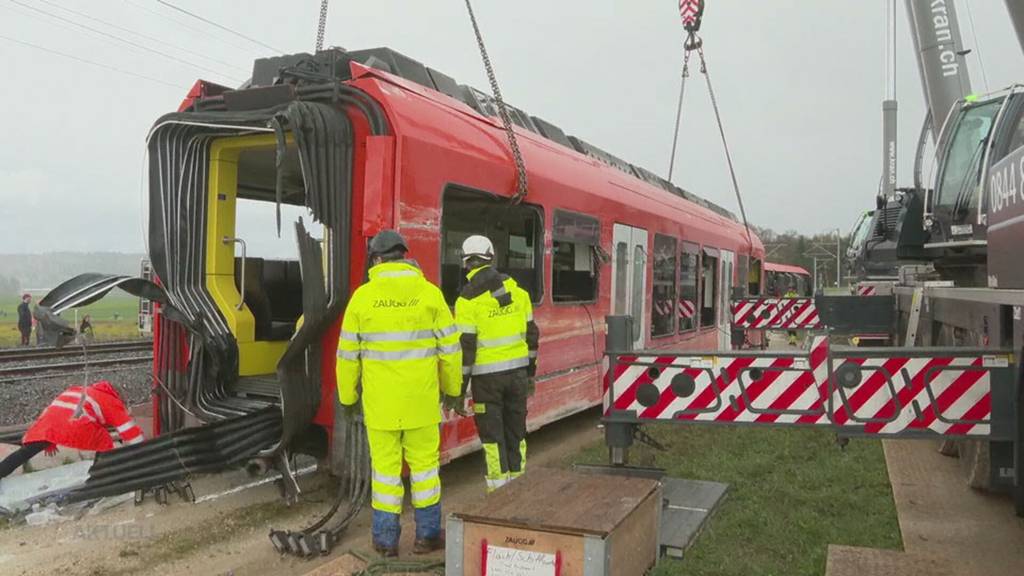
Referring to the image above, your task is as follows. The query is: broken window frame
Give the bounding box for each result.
[439,185,545,306]
[551,209,601,304]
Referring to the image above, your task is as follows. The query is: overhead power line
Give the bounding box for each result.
[155,0,284,54]
[0,33,182,89]
[122,0,254,55]
[8,0,243,83]
[35,0,247,75]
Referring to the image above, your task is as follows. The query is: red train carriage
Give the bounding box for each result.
[764,262,812,297]
[140,47,764,469]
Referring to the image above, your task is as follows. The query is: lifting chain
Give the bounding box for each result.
[667,48,693,183]
[462,0,529,204]
[666,20,755,250]
[315,0,329,52]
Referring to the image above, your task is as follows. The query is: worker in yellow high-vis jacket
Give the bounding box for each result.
[454,235,539,493]
[336,230,462,557]
[784,286,799,346]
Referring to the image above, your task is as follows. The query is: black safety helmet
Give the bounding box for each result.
[368,229,409,256]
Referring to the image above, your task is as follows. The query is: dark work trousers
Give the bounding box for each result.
[19,327,31,346]
[0,441,50,479]
[470,368,528,491]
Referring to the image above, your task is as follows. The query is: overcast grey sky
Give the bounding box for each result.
[2,0,1023,254]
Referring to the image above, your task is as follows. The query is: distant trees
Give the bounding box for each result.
[754,226,852,288]
[0,274,20,297]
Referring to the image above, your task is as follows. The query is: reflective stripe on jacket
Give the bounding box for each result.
[455,265,539,377]
[23,381,144,451]
[336,261,462,430]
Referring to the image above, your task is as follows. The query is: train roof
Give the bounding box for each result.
[765,262,810,276]
[183,47,760,254]
[245,48,742,221]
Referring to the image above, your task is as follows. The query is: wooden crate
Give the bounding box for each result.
[446,467,662,576]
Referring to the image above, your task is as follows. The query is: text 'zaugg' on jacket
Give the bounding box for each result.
[455,265,539,377]
[336,261,462,430]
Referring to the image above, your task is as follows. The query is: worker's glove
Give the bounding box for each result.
[341,402,360,421]
[443,395,471,417]
[526,377,536,398]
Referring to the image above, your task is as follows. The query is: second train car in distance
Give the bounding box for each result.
[144,47,765,468]
[765,262,813,297]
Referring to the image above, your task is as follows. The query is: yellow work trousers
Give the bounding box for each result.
[367,425,441,514]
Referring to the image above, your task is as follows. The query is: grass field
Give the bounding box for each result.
[572,425,902,576]
[0,294,142,347]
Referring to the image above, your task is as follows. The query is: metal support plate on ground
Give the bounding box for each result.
[659,477,728,559]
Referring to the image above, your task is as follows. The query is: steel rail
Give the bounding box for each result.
[0,341,151,363]
[0,356,153,378]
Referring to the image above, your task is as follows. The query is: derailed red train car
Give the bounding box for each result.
[143,47,764,470]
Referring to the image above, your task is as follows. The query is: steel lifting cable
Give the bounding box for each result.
[666,3,754,250]
[694,43,754,249]
[667,48,694,182]
[463,0,528,204]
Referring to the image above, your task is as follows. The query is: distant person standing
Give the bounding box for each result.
[16,294,32,346]
[79,314,95,344]
[784,286,799,346]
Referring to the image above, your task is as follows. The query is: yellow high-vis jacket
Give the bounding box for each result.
[336,261,462,430]
[455,265,539,378]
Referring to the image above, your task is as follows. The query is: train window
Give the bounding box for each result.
[651,234,677,337]
[440,187,544,305]
[700,247,719,328]
[552,210,600,303]
[678,242,699,332]
[631,245,644,342]
[614,242,628,314]
[748,258,762,296]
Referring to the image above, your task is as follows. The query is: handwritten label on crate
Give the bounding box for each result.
[485,545,557,576]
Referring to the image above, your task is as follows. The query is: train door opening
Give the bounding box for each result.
[611,224,648,350]
[718,249,735,350]
[206,133,325,378]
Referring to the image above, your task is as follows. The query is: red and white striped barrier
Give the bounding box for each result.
[731,298,821,330]
[678,299,696,319]
[856,285,876,296]
[603,337,1009,439]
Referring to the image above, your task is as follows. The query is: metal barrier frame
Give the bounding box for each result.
[600,315,1024,516]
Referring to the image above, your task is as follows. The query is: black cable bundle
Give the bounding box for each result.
[269,411,370,557]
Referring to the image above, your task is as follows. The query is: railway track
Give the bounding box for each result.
[0,340,151,363]
[0,356,154,379]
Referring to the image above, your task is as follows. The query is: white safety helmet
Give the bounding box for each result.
[461,235,495,263]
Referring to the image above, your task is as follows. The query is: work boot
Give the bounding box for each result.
[413,533,445,554]
[371,509,400,557]
[413,503,443,554]
[373,542,399,558]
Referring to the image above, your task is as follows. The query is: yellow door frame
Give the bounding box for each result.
[206,133,290,376]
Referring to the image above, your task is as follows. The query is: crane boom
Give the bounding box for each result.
[905,0,973,136]
[1004,0,1024,57]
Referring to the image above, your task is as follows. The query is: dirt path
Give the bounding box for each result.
[0,408,602,576]
[826,440,1024,576]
